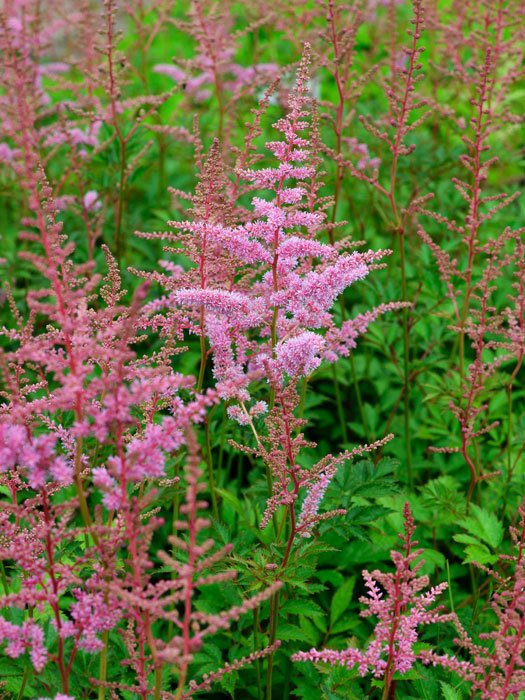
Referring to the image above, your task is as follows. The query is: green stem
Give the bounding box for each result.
[327,161,352,441]
[266,589,281,700]
[277,507,288,541]
[17,666,30,700]
[399,229,413,487]
[197,330,207,393]
[204,417,219,520]
[17,607,35,699]
[331,364,348,444]
[349,353,370,441]
[74,440,99,546]
[336,294,369,442]
[97,631,109,700]
[175,666,188,700]
[254,608,263,700]
[153,663,163,700]
[381,678,396,700]
[446,559,455,614]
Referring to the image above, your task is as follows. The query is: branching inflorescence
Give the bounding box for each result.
[0,1,523,699]
[293,503,456,700]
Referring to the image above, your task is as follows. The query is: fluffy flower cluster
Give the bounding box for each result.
[296,468,335,537]
[153,0,278,107]
[275,331,326,377]
[149,47,394,418]
[92,411,194,509]
[422,498,525,699]
[124,429,282,688]
[0,618,47,671]
[0,26,405,698]
[0,424,72,489]
[293,504,451,681]
[154,51,278,104]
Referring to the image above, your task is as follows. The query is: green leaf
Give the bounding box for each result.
[0,658,28,694]
[299,616,322,645]
[454,504,504,564]
[282,599,325,619]
[330,617,361,635]
[420,548,445,573]
[463,544,498,565]
[330,577,356,626]
[215,488,266,542]
[278,623,310,643]
[461,504,503,549]
[453,534,483,546]
[315,569,345,587]
[440,681,463,700]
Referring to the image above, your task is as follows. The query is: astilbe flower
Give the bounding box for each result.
[0,2,73,168]
[317,0,431,484]
[416,49,524,501]
[367,0,404,12]
[310,0,384,232]
[0,191,112,686]
[0,481,116,689]
[1,0,179,260]
[0,1,106,256]
[423,498,525,699]
[354,0,430,185]
[0,179,214,696]
[153,0,278,143]
[147,47,394,406]
[293,503,453,697]
[239,380,394,541]
[0,427,72,489]
[140,48,401,589]
[295,434,394,539]
[96,428,282,699]
[427,0,525,121]
[134,134,242,376]
[0,617,47,671]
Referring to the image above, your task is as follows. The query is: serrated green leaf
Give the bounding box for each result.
[282,599,325,619]
[453,534,483,546]
[463,544,498,565]
[462,504,503,549]
[440,681,463,700]
[278,623,310,643]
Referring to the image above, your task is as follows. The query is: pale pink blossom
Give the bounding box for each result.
[293,504,451,686]
[83,190,101,211]
[275,331,325,377]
